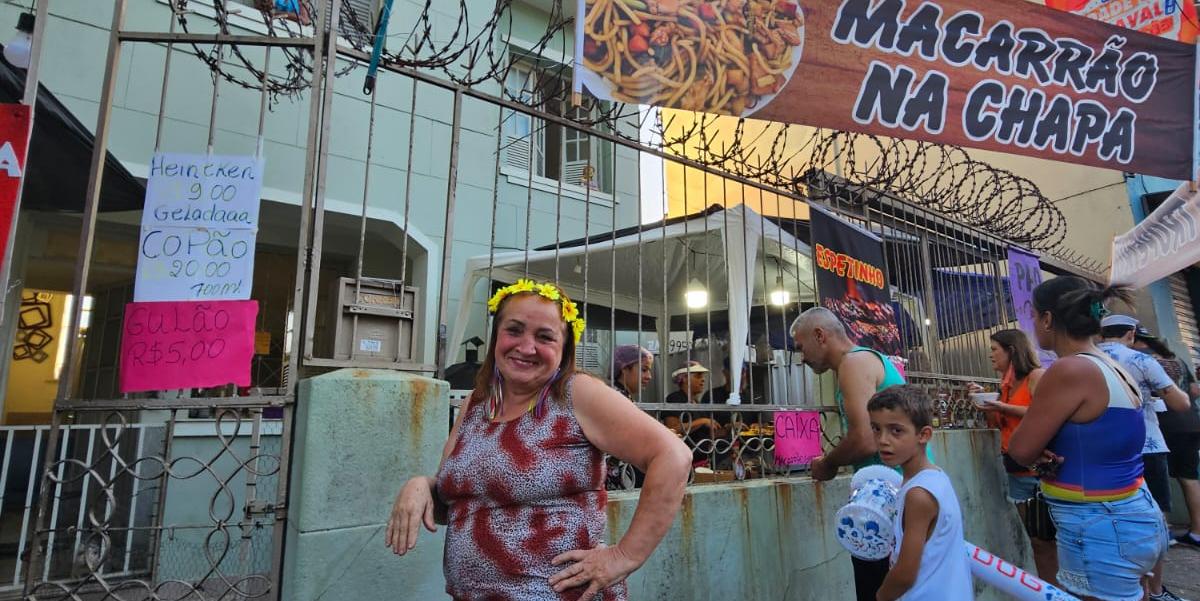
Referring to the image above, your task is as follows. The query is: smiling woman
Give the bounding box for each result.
[386,279,691,601]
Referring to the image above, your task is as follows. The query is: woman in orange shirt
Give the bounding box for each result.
[975,328,1057,585]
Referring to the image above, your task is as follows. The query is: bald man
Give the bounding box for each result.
[790,307,906,601]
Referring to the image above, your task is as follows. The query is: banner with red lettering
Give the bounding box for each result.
[811,205,901,356]
[1046,0,1199,43]
[574,0,1197,178]
[0,104,31,276]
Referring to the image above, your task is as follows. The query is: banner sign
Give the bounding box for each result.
[134,153,263,302]
[119,300,258,393]
[0,104,31,277]
[575,0,1197,179]
[773,410,823,465]
[811,205,902,356]
[1007,247,1056,366]
[1111,181,1200,287]
[1046,0,1198,43]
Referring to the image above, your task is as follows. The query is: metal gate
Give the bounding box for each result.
[19,1,331,598]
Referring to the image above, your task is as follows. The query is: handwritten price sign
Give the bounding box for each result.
[134,153,263,302]
[773,411,822,466]
[119,300,257,393]
[134,227,257,301]
[143,153,263,229]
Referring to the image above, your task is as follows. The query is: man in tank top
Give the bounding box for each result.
[791,307,907,601]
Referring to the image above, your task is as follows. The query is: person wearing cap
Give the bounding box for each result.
[611,345,654,401]
[1132,328,1200,550]
[1099,314,1190,601]
[662,361,726,442]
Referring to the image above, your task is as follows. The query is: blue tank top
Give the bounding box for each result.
[835,346,916,471]
[1041,353,1145,503]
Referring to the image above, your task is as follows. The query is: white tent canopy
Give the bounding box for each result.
[449,204,815,403]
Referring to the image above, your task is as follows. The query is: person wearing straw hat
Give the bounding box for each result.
[662,360,727,438]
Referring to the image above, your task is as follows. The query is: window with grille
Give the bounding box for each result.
[502,59,614,195]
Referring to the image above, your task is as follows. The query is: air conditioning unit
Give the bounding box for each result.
[333,277,419,363]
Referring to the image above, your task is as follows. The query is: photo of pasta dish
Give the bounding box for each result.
[581,0,805,116]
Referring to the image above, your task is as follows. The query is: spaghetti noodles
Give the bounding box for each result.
[582,0,805,115]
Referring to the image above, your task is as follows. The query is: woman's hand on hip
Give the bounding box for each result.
[549,544,639,599]
[384,476,437,556]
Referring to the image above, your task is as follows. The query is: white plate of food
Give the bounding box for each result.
[579,0,806,117]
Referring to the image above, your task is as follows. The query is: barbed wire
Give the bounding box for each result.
[172,0,1080,260]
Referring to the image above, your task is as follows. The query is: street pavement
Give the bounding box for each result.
[1165,522,1200,599]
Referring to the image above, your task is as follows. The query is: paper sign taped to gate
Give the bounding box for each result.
[774,411,822,466]
[119,300,257,393]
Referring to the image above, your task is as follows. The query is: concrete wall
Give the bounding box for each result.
[611,428,1030,601]
[283,368,450,601]
[286,369,1031,600]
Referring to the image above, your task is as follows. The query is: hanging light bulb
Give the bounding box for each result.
[685,277,708,309]
[769,276,790,306]
[3,13,34,70]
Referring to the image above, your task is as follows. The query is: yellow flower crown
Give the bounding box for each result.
[487,279,586,344]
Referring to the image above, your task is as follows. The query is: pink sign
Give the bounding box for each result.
[119,300,257,393]
[773,411,822,466]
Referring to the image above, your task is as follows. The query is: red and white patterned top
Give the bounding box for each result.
[436,376,627,601]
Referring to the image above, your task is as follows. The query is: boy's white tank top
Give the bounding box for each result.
[890,467,974,600]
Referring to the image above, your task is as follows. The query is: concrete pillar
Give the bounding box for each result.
[283,368,450,600]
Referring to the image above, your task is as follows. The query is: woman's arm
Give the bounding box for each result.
[664,414,720,435]
[1008,358,1092,466]
[385,396,471,555]
[876,488,938,601]
[550,375,691,597]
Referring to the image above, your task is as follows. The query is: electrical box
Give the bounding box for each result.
[333,277,419,363]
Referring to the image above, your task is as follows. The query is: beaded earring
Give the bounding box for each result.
[486,365,504,421]
[530,368,560,419]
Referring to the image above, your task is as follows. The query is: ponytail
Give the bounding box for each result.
[1032,277,1132,339]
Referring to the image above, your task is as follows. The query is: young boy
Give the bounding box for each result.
[868,385,973,601]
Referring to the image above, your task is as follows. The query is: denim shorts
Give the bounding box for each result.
[1046,487,1169,601]
[1007,474,1039,503]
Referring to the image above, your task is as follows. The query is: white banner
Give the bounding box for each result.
[1110,182,1200,287]
[134,153,264,302]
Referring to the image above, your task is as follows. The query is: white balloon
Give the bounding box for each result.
[850,464,902,491]
[966,543,1079,601]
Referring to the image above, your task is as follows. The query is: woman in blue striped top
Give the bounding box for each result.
[1009,276,1170,601]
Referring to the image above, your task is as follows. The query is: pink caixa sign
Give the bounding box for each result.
[119,300,258,393]
[773,411,822,466]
